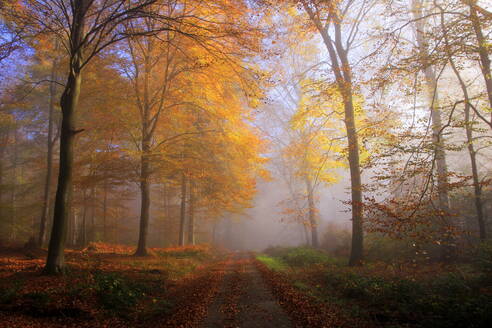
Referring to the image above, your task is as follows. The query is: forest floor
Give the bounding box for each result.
[1,244,491,327]
[201,252,292,328]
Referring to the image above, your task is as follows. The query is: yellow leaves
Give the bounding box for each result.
[287,6,299,17]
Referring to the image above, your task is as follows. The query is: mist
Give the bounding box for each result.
[1,0,491,327]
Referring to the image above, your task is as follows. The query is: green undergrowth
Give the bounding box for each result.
[256,255,288,271]
[258,246,492,328]
[262,246,344,267]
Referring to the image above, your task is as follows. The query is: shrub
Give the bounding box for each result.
[364,233,416,263]
[93,272,143,315]
[281,247,334,267]
[23,291,52,315]
[476,240,492,274]
[323,268,491,327]
[0,281,21,304]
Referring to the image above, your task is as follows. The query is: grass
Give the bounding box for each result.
[263,246,344,267]
[256,255,288,271]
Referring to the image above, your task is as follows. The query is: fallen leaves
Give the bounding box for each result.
[255,260,370,328]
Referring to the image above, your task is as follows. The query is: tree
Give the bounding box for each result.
[436,1,486,240]
[2,0,184,273]
[298,0,372,265]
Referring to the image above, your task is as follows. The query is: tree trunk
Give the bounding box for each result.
[439,3,487,240]
[38,57,58,247]
[302,224,310,246]
[135,45,154,256]
[103,179,108,241]
[413,0,453,259]
[466,0,492,113]
[465,103,486,240]
[44,0,86,274]
[179,172,187,246]
[305,176,319,248]
[343,95,364,265]
[302,3,364,265]
[90,185,96,243]
[80,189,87,247]
[187,179,195,245]
[447,49,486,239]
[135,137,151,256]
[10,122,17,242]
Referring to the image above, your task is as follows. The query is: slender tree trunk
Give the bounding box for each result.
[0,155,3,227]
[302,3,364,265]
[90,185,96,243]
[412,0,451,215]
[440,4,487,239]
[466,0,492,113]
[446,48,486,239]
[465,105,486,240]
[135,137,151,256]
[38,58,58,247]
[44,0,86,274]
[80,189,87,247]
[179,172,187,246]
[413,0,454,260]
[10,123,17,242]
[71,207,77,247]
[343,94,364,265]
[187,179,195,245]
[305,176,319,248]
[302,224,310,246]
[103,180,108,241]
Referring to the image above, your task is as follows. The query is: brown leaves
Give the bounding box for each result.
[255,259,370,328]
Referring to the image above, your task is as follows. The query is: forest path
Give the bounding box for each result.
[201,253,292,328]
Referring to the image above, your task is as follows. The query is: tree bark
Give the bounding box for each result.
[413,0,454,260]
[305,176,319,248]
[187,179,195,245]
[412,1,451,213]
[134,41,154,256]
[90,186,96,242]
[103,179,108,241]
[466,0,492,113]
[135,137,151,256]
[38,57,58,247]
[302,2,364,265]
[80,189,87,247]
[179,172,187,246]
[10,122,18,242]
[44,0,86,274]
[440,5,487,240]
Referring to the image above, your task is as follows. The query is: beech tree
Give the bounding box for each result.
[1,0,188,273]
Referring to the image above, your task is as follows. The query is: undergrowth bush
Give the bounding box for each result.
[281,247,335,267]
[476,240,492,274]
[322,268,492,327]
[93,272,144,315]
[0,281,21,304]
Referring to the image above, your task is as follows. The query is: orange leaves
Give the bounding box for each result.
[255,259,357,328]
[0,245,223,328]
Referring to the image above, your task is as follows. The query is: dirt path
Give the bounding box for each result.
[201,253,293,328]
